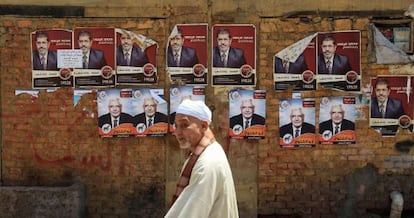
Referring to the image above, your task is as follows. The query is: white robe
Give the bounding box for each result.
[165,141,239,218]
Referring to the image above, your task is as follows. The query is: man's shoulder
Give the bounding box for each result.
[230,47,244,54]
[303,122,315,128]
[91,48,104,55]
[121,113,133,118]
[99,113,110,120]
[389,97,403,105]
[335,53,349,61]
[182,46,196,52]
[319,120,330,126]
[230,114,242,121]
[134,112,145,118]
[280,123,291,130]
[155,112,167,118]
[253,114,265,121]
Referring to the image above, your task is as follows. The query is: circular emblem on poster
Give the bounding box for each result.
[399,115,411,129]
[322,130,333,140]
[302,70,315,84]
[59,68,72,80]
[282,133,294,144]
[101,66,113,79]
[143,63,156,77]
[346,71,359,84]
[136,123,146,133]
[232,124,243,135]
[240,64,253,78]
[101,124,112,134]
[193,64,206,77]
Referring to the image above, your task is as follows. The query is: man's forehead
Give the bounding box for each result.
[171,35,183,39]
[175,113,199,122]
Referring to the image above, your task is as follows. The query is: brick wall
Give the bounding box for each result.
[1,4,414,218]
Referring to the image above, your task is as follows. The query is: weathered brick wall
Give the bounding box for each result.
[1,2,414,217]
[1,17,168,217]
[0,183,85,217]
[258,17,414,217]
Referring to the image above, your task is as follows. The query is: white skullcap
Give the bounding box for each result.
[176,99,212,124]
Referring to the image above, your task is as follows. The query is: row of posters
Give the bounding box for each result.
[31,24,257,88]
[31,25,362,91]
[95,75,414,141]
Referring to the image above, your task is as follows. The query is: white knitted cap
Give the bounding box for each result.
[176,99,212,124]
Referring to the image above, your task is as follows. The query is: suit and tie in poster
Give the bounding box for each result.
[169,86,206,133]
[74,27,115,87]
[166,24,208,85]
[115,28,158,85]
[370,76,413,136]
[279,98,316,148]
[31,29,73,88]
[97,88,168,137]
[131,88,168,136]
[319,96,356,144]
[317,31,361,92]
[274,34,317,91]
[229,89,266,139]
[98,89,135,137]
[212,24,256,87]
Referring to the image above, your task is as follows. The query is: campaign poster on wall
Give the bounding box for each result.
[166,24,208,85]
[169,86,205,133]
[274,34,317,91]
[370,76,414,136]
[212,24,256,87]
[229,89,266,139]
[74,27,116,87]
[115,28,158,85]
[279,98,315,148]
[319,96,356,144]
[316,31,361,92]
[98,89,136,137]
[31,29,74,88]
[97,88,168,137]
[131,88,168,136]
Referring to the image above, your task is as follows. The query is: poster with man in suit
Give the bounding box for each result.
[31,29,73,88]
[167,24,208,85]
[229,89,266,139]
[317,31,361,92]
[212,24,256,87]
[97,89,135,137]
[370,76,413,136]
[319,96,356,144]
[74,27,115,87]
[131,88,168,136]
[274,34,317,91]
[279,98,315,148]
[115,28,158,85]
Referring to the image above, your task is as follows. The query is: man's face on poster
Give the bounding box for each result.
[120,34,133,51]
[170,34,184,52]
[108,100,121,118]
[78,35,92,54]
[240,100,254,119]
[330,105,344,124]
[143,98,157,117]
[217,33,231,53]
[375,83,390,104]
[321,39,336,59]
[36,36,50,56]
[290,108,304,128]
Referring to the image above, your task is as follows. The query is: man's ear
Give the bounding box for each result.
[201,120,209,131]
